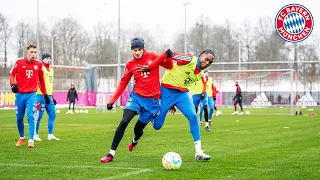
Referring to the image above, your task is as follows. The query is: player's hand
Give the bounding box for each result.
[213,97,216,100]
[11,84,19,93]
[166,49,173,58]
[200,93,205,100]
[169,105,176,115]
[44,95,50,104]
[107,103,113,110]
[139,65,151,72]
[53,99,57,105]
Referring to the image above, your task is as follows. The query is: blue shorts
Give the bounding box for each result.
[192,94,208,107]
[124,92,161,124]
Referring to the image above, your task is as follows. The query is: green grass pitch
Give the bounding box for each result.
[0,108,319,179]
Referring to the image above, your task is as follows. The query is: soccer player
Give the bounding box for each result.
[34,53,60,141]
[100,37,173,163]
[199,70,215,126]
[67,84,78,113]
[190,72,210,132]
[9,44,50,148]
[137,49,215,161]
[232,81,244,115]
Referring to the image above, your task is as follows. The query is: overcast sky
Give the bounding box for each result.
[0,0,319,62]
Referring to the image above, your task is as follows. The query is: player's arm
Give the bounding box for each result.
[150,52,173,69]
[108,65,133,105]
[75,90,78,101]
[146,50,192,71]
[201,76,207,94]
[38,68,47,95]
[9,61,19,93]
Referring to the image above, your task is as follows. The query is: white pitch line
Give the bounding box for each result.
[0,163,148,170]
[98,169,152,180]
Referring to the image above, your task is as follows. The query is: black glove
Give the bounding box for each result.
[213,97,216,100]
[107,103,113,110]
[233,96,236,101]
[200,93,205,100]
[44,95,50,104]
[166,49,173,58]
[53,99,57,105]
[11,84,19,93]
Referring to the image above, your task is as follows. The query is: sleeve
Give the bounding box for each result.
[172,52,193,66]
[212,84,216,97]
[108,64,133,104]
[148,51,193,70]
[9,61,18,85]
[38,68,47,95]
[201,76,207,93]
[159,58,173,69]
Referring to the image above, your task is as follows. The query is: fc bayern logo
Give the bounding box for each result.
[275,4,314,43]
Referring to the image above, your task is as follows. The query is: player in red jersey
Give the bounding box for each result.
[9,44,50,148]
[232,81,244,115]
[100,37,173,163]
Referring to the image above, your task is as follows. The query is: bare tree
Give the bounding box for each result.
[52,17,89,66]
[239,19,255,63]
[15,20,35,57]
[0,12,12,69]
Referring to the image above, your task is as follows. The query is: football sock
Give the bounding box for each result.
[194,140,201,154]
[133,120,147,143]
[203,105,209,122]
[206,122,209,127]
[109,150,115,157]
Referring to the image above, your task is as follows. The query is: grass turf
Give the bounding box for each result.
[0,108,319,179]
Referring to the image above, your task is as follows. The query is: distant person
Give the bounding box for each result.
[232,81,244,115]
[67,84,78,112]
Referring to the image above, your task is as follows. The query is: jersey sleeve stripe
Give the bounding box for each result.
[173,54,192,61]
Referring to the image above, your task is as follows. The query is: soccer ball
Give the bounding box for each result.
[56,109,60,114]
[162,152,182,170]
[245,110,250,115]
[84,109,88,114]
[79,110,84,113]
[75,110,79,113]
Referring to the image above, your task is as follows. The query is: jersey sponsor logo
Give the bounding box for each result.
[275,4,314,43]
[26,70,33,78]
[141,72,150,78]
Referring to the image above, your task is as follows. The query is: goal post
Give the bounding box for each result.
[208,69,298,116]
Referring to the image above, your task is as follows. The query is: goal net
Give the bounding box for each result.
[208,69,299,115]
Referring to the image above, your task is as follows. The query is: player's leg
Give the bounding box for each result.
[239,100,244,115]
[15,93,27,146]
[101,92,141,162]
[192,94,200,113]
[46,96,59,140]
[208,97,214,125]
[175,91,211,161]
[129,97,161,151]
[72,101,75,111]
[199,104,204,125]
[34,95,45,141]
[25,93,37,148]
[232,100,238,115]
[68,101,71,110]
[101,109,137,163]
[152,86,177,130]
[200,94,210,131]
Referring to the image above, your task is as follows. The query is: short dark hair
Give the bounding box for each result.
[199,49,214,57]
[27,44,37,50]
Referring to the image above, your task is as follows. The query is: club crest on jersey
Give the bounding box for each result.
[34,65,38,70]
[147,60,153,65]
[275,4,314,43]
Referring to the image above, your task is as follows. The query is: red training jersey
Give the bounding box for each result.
[212,84,217,98]
[109,50,173,104]
[9,58,47,94]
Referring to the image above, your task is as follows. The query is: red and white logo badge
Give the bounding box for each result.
[275,4,314,43]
